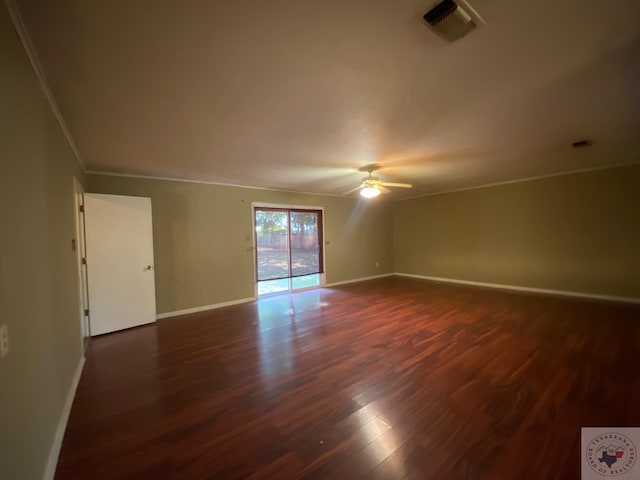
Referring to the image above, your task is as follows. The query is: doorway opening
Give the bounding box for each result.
[254,206,324,296]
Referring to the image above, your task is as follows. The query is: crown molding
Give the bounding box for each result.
[393,161,640,202]
[85,170,357,198]
[5,0,85,172]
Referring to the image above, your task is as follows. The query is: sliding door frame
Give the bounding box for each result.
[251,202,326,297]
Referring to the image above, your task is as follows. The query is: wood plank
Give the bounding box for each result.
[55,277,640,479]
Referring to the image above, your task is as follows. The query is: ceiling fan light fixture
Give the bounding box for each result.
[360,186,381,198]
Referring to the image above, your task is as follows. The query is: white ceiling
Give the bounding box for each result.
[15,0,640,197]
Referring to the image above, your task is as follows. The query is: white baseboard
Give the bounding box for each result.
[326,273,394,287]
[156,297,256,320]
[394,273,640,304]
[43,355,85,480]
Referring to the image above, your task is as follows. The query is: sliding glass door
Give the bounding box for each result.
[255,207,323,296]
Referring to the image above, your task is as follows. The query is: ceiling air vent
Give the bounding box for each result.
[423,0,480,42]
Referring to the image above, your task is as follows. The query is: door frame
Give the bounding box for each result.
[72,177,91,350]
[251,202,326,297]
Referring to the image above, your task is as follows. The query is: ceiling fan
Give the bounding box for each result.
[344,164,413,198]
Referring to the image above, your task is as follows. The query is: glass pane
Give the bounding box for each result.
[291,274,320,290]
[290,211,320,277]
[256,210,290,281]
[257,278,290,296]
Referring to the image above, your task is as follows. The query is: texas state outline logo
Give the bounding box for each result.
[582,428,639,479]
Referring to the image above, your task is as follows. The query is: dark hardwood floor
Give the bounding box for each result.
[55,277,640,479]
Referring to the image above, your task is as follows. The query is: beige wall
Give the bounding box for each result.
[87,174,394,314]
[0,4,85,480]
[393,164,640,299]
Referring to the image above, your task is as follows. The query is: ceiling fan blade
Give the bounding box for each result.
[378,181,413,189]
[343,184,364,195]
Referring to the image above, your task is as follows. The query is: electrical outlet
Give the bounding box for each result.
[0,324,9,358]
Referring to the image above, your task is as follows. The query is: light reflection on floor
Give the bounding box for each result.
[355,401,401,474]
[256,290,328,379]
[256,290,327,331]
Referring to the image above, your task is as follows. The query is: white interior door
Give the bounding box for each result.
[85,193,156,336]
